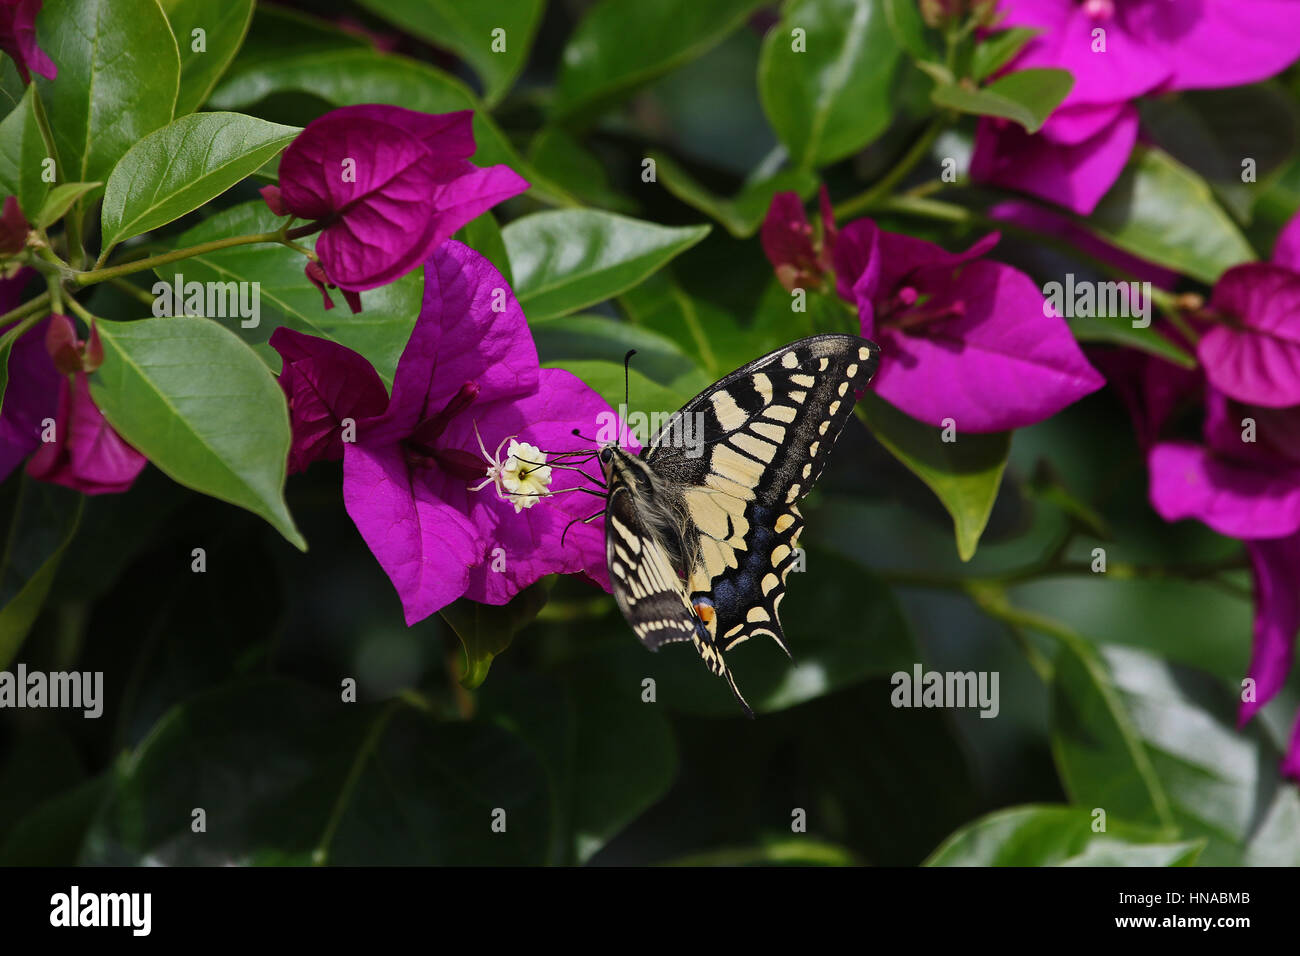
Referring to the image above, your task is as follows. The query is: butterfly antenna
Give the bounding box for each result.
[623,349,636,412]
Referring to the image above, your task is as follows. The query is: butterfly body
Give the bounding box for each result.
[599,334,880,715]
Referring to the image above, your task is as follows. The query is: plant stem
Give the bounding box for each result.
[73,221,323,287]
[0,290,52,335]
[834,117,950,222]
[107,276,160,308]
[64,294,97,325]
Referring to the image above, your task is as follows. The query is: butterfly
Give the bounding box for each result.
[594,334,880,715]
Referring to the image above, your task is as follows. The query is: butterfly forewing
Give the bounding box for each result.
[603,334,879,715]
[645,335,878,648]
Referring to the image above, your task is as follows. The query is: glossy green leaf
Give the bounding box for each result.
[36,0,180,194]
[1140,83,1300,224]
[354,0,544,106]
[552,0,764,121]
[503,210,710,320]
[556,360,691,427]
[652,152,819,238]
[0,478,83,668]
[857,395,1010,561]
[208,47,568,204]
[154,201,421,385]
[159,0,255,115]
[527,128,632,212]
[619,272,755,378]
[0,85,50,220]
[89,318,304,550]
[880,0,933,61]
[1050,638,1176,831]
[1068,315,1197,368]
[80,680,553,865]
[931,68,1073,133]
[758,0,901,169]
[971,27,1041,81]
[1053,645,1297,866]
[532,314,712,398]
[441,579,552,689]
[925,805,1201,866]
[100,112,299,249]
[1087,146,1256,284]
[33,181,100,229]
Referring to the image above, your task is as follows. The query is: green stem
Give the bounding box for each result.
[64,294,97,325]
[0,294,51,347]
[834,117,949,222]
[45,272,63,313]
[107,276,160,308]
[74,221,323,287]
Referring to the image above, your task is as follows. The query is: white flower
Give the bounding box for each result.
[470,428,553,513]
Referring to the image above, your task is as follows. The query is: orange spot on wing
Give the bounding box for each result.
[694,602,715,624]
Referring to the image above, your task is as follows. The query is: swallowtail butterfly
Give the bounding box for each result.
[597,334,880,715]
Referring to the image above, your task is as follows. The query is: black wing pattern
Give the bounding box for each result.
[643,334,879,660]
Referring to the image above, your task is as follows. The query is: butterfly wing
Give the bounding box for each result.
[643,334,879,656]
[603,450,754,715]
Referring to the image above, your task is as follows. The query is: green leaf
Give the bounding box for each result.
[453,210,513,287]
[89,318,304,550]
[159,0,255,115]
[1050,639,1177,831]
[208,47,570,204]
[503,210,709,321]
[552,0,764,122]
[0,777,107,866]
[100,112,299,249]
[354,0,544,106]
[652,152,818,238]
[619,272,753,378]
[532,314,712,398]
[0,85,50,220]
[555,360,692,428]
[80,679,553,864]
[154,201,420,385]
[478,671,677,865]
[1087,146,1256,284]
[925,805,1202,866]
[440,579,552,690]
[1053,645,1296,865]
[0,478,83,668]
[931,68,1073,133]
[1140,83,1300,224]
[758,0,901,169]
[857,394,1010,561]
[1068,315,1197,368]
[36,0,180,195]
[527,128,633,212]
[33,181,100,230]
[880,0,934,61]
[971,27,1041,81]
